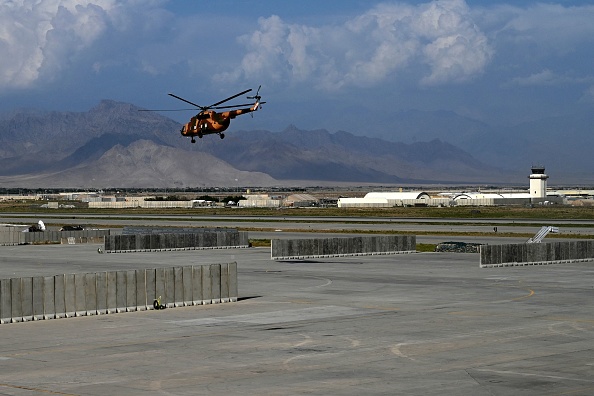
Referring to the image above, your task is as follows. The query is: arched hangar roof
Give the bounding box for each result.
[453,193,504,200]
[364,192,430,200]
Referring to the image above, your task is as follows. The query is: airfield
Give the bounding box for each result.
[1,214,594,395]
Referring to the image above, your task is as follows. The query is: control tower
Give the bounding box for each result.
[529,165,549,198]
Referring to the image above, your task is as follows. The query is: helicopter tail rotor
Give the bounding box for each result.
[247,85,262,102]
[247,85,263,117]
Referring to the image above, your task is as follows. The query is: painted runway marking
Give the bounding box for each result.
[172,306,378,326]
[511,288,535,301]
[391,343,417,361]
[473,369,594,383]
[0,383,77,395]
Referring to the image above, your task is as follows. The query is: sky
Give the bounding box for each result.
[1,0,594,136]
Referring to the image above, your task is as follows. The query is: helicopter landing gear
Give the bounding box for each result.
[191,138,196,143]
[219,133,225,139]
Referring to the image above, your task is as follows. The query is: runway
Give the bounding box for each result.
[1,238,594,394]
[3,212,594,243]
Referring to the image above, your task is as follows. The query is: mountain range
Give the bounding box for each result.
[371,109,594,184]
[0,100,589,188]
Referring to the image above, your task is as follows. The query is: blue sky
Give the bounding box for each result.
[1,0,593,137]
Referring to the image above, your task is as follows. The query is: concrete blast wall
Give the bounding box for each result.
[89,201,195,209]
[0,230,25,245]
[105,231,249,253]
[26,230,111,244]
[271,235,416,260]
[480,241,594,268]
[1,229,110,246]
[0,262,238,324]
[122,227,237,235]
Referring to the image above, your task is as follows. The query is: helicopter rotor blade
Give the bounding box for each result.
[212,99,266,110]
[138,108,197,112]
[168,93,204,109]
[211,103,256,110]
[207,89,252,109]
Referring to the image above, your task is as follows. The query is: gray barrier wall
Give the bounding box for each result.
[122,227,238,235]
[0,262,238,324]
[271,235,416,260]
[25,230,111,244]
[105,231,249,253]
[0,230,25,246]
[480,241,594,268]
[1,229,110,246]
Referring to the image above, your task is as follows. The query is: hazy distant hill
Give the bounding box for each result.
[0,140,277,189]
[196,126,508,183]
[0,100,179,156]
[0,100,521,188]
[370,109,594,183]
[0,100,182,176]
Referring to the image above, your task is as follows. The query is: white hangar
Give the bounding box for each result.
[338,191,450,208]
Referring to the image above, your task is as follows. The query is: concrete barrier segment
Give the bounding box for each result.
[145,269,157,310]
[134,270,146,311]
[173,266,184,307]
[43,276,55,319]
[0,279,10,324]
[125,270,137,312]
[201,265,212,305]
[182,266,193,307]
[11,278,23,322]
[480,241,594,268]
[210,264,221,304]
[228,262,238,302]
[74,273,86,316]
[21,277,33,322]
[164,267,175,309]
[32,276,44,320]
[191,265,203,305]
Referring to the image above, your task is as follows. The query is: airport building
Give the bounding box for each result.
[529,165,549,198]
[9,166,591,209]
[338,191,451,208]
[338,166,565,208]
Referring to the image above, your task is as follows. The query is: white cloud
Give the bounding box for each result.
[0,0,171,92]
[481,3,594,54]
[416,1,492,85]
[216,0,493,90]
[0,0,135,89]
[509,69,594,87]
[579,85,594,104]
[511,69,557,86]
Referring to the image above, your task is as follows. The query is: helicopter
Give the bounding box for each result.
[147,86,265,143]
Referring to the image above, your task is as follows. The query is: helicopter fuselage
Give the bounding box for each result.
[180,104,259,141]
[182,110,231,136]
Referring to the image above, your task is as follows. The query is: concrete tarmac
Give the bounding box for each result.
[1,243,594,395]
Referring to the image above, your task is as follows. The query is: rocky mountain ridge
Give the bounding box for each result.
[0,100,518,188]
